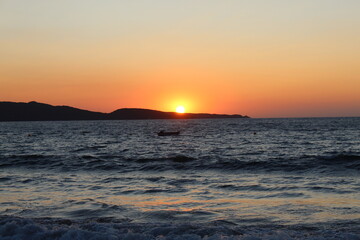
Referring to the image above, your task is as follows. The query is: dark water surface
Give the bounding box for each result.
[1,118,359,239]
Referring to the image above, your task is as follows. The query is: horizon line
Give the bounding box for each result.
[1,100,359,119]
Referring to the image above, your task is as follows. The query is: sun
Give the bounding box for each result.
[176,106,186,113]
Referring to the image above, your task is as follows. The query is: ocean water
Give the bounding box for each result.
[0,118,359,240]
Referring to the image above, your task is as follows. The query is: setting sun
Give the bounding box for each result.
[176,106,185,113]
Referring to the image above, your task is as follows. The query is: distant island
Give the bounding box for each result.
[0,101,249,121]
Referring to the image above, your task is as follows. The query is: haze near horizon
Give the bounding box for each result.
[1,0,359,118]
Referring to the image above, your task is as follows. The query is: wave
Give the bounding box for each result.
[1,152,359,175]
[1,216,359,240]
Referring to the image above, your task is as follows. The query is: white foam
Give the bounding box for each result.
[1,217,359,240]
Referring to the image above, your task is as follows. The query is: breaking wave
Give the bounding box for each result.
[1,216,359,240]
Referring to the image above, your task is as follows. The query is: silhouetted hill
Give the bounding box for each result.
[0,101,249,121]
[108,108,176,120]
[0,101,105,121]
[108,108,248,119]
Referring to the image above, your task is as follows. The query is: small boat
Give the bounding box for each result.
[157,130,180,136]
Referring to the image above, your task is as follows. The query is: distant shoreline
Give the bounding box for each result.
[0,101,249,122]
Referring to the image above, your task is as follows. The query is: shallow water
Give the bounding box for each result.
[1,118,360,239]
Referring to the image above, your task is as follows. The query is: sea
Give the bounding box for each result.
[0,118,359,240]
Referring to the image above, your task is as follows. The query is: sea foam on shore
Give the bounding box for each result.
[1,216,360,240]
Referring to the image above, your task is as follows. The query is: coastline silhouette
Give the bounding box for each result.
[0,101,249,121]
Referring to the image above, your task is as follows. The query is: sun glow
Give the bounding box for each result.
[176,106,185,113]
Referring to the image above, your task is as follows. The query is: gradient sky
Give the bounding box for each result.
[1,0,359,117]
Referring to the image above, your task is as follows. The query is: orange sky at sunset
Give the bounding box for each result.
[1,1,359,117]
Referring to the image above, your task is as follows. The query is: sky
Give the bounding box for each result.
[1,0,359,118]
